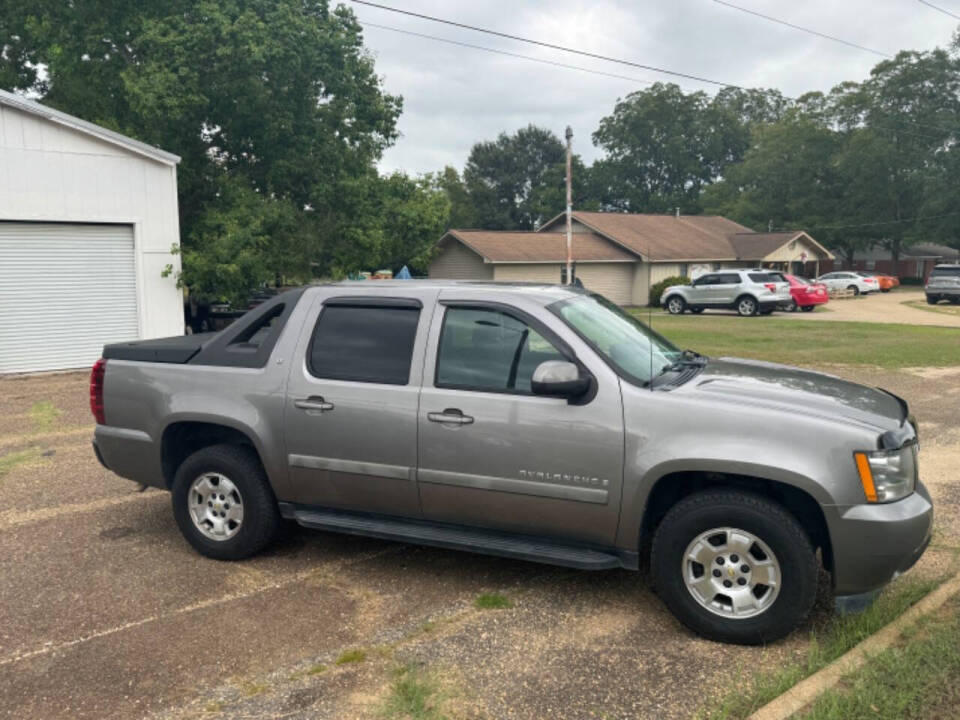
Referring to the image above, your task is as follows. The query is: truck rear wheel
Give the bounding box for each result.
[651,490,818,645]
[171,444,281,560]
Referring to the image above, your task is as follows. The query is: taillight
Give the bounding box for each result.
[764,283,776,293]
[865,277,876,283]
[90,358,106,425]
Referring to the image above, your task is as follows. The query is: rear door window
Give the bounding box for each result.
[435,307,566,393]
[930,267,960,277]
[718,273,741,283]
[308,303,420,385]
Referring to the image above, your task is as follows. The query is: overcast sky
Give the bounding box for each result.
[347,0,958,175]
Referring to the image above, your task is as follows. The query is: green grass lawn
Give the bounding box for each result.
[902,300,960,318]
[630,313,960,368]
[795,597,960,720]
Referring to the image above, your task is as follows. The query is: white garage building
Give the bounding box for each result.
[0,90,183,374]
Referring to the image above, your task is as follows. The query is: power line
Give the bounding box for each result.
[918,0,960,20]
[348,0,951,142]
[351,0,752,90]
[713,0,892,58]
[359,21,661,89]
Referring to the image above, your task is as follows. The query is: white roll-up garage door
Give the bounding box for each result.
[0,222,139,373]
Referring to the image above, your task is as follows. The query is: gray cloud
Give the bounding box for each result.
[350,0,958,174]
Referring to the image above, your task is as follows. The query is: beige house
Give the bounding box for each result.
[429,211,834,305]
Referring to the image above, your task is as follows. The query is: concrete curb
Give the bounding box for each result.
[747,570,960,720]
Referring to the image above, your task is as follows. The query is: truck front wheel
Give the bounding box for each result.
[651,490,818,644]
[171,444,281,560]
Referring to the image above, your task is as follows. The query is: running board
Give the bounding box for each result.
[292,507,623,570]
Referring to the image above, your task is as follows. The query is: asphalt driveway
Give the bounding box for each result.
[1,367,958,719]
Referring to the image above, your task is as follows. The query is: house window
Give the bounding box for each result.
[865,260,876,270]
[561,262,577,285]
[678,263,689,277]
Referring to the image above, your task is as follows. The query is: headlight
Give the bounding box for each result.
[854,444,918,503]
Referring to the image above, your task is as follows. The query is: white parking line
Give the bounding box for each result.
[0,491,161,532]
[0,547,400,667]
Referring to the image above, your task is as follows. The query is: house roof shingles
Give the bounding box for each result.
[447,230,635,263]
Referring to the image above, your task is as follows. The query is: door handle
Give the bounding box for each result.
[427,408,474,425]
[294,396,335,412]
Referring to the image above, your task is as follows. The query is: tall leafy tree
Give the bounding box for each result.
[1,0,402,303]
[591,83,788,214]
[463,124,590,230]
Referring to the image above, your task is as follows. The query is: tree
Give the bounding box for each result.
[435,166,477,229]
[828,50,960,261]
[591,83,788,214]
[463,124,589,230]
[1,1,402,302]
[376,172,450,275]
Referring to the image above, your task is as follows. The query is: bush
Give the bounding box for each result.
[649,275,690,306]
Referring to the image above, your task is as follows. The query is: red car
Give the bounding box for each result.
[785,274,829,312]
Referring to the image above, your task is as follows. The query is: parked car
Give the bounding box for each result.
[91,281,931,645]
[784,274,829,312]
[660,269,791,317]
[925,264,960,304]
[815,271,878,295]
[854,271,897,292]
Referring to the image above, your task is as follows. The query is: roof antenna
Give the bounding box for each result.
[647,246,653,392]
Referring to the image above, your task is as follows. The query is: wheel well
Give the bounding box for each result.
[161,422,260,488]
[665,294,685,306]
[640,471,833,571]
[735,293,758,304]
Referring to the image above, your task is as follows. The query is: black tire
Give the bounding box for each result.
[847,284,860,296]
[927,295,938,305]
[801,305,815,312]
[735,295,758,317]
[171,444,281,560]
[788,299,799,312]
[690,307,704,314]
[651,490,818,645]
[665,296,687,315]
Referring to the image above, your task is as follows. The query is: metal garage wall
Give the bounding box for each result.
[0,222,139,373]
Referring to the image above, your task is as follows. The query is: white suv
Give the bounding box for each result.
[660,270,791,317]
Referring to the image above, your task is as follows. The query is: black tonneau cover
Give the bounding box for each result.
[102,333,214,363]
[101,287,306,367]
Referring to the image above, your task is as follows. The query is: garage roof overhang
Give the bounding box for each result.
[0,89,181,166]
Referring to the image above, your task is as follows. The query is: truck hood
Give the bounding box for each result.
[687,357,906,431]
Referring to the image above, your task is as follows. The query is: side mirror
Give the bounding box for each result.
[531,360,591,400]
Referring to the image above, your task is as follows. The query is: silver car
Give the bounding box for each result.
[660,269,791,316]
[925,264,960,304]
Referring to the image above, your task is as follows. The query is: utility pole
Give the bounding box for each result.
[565,125,573,285]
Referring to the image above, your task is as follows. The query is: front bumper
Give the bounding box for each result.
[827,481,933,596]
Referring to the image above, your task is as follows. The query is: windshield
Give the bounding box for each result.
[551,294,682,386]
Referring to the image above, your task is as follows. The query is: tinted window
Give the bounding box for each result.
[436,307,566,393]
[930,267,960,277]
[693,274,719,286]
[749,272,785,283]
[718,273,741,283]
[308,305,420,385]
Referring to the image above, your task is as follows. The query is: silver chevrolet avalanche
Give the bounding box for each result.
[91,282,932,644]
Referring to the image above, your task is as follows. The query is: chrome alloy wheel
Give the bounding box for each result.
[188,473,244,541]
[667,297,684,314]
[738,297,757,316]
[682,527,781,619]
